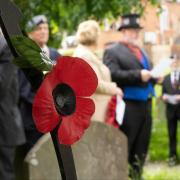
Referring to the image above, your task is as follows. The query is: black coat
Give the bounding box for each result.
[0,36,25,146]
[162,74,180,119]
[103,43,151,88]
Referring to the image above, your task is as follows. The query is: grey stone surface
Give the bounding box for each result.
[29,122,128,180]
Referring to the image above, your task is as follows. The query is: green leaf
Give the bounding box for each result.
[13,56,32,68]
[10,35,53,72]
[10,35,41,53]
[28,55,52,71]
[40,52,54,70]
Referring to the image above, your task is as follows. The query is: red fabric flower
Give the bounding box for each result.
[105,95,119,129]
[32,56,98,145]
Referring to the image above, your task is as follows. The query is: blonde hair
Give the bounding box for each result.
[76,20,100,46]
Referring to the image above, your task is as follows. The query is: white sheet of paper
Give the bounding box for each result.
[164,94,179,105]
[116,95,126,125]
[150,58,172,78]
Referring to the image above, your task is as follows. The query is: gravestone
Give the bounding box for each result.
[28,122,128,180]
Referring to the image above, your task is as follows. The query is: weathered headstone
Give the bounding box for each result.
[28,122,128,180]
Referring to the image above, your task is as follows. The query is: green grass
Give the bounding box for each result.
[149,118,180,161]
[149,119,169,161]
[140,93,180,179]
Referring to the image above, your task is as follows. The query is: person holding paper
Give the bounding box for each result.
[162,45,180,166]
[103,14,161,179]
[73,20,123,123]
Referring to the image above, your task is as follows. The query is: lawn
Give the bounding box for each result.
[149,104,180,162]
[149,119,169,161]
[143,98,180,180]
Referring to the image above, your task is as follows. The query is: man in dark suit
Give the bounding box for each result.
[103,14,160,179]
[0,33,25,180]
[162,46,180,166]
[18,15,61,155]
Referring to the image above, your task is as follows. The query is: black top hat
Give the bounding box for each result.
[118,14,143,31]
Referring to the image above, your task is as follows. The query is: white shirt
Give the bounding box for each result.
[171,71,179,85]
[41,45,50,58]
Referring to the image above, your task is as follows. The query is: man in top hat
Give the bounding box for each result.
[162,45,180,166]
[18,14,61,155]
[103,14,160,178]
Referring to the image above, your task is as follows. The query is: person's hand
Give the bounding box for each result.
[175,95,180,101]
[141,69,151,82]
[116,87,123,97]
[162,94,168,102]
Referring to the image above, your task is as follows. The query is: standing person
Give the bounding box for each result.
[14,15,60,180]
[162,45,180,166]
[73,20,123,123]
[0,32,25,180]
[27,15,60,60]
[18,14,61,154]
[103,14,158,179]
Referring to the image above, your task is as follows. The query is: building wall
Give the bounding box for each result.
[141,1,180,44]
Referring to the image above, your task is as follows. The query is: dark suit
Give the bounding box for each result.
[162,73,180,157]
[103,42,153,176]
[0,35,25,180]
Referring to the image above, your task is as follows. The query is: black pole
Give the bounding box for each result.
[0,1,77,179]
[51,125,77,180]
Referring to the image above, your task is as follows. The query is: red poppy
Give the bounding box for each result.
[105,96,119,129]
[32,56,98,145]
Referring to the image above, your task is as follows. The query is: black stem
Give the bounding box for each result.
[50,121,77,180]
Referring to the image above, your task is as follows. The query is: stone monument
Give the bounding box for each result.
[28,122,128,180]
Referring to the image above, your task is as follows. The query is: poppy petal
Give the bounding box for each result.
[32,75,60,133]
[58,97,95,145]
[44,70,60,89]
[58,119,84,145]
[54,56,98,97]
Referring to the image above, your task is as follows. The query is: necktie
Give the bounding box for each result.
[122,42,142,61]
[173,71,179,89]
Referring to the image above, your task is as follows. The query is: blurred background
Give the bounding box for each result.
[7,0,180,179]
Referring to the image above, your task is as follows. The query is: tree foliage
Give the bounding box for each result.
[13,0,159,47]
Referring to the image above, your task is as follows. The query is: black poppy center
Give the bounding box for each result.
[52,83,76,116]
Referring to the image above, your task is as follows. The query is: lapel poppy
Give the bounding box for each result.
[32,56,98,145]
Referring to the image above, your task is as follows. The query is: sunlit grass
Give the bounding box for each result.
[149,118,180,161]
[144,163,180,180]
[149,119,169,161]
[143,104,180,180]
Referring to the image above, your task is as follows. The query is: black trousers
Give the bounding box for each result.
[0,146,16,180]
[14,127,43,180]
[120,99,152,176]
[166,109,179,157]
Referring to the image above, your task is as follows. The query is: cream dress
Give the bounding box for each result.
[73,44,119,122]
